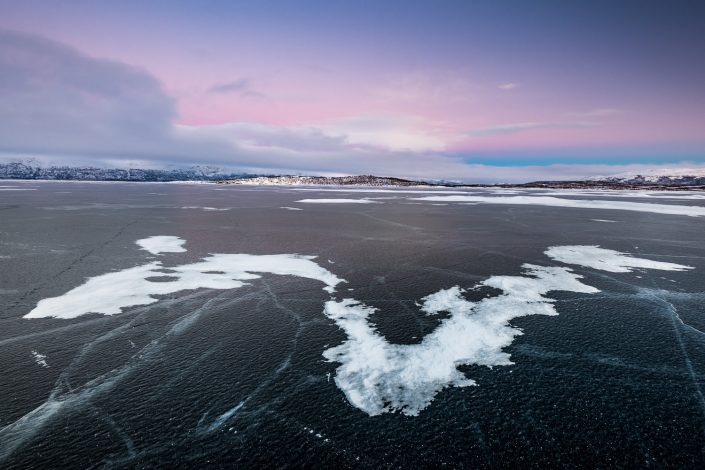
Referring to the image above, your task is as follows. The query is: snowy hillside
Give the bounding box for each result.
[593,168,705,186]
[0,162,252,182]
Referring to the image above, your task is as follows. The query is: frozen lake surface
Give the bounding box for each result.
[1,181,705,467]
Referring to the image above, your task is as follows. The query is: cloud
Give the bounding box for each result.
[0,29,441,161]
[241,90,266,98]
[208,78,250,93]
[0,29,701,184]
[208,78,265,98]
[498,82,518,90]
[0,30,174,137]
[0,28,229,160]
[311,114,450,152]
[176,121,349,153]
[565,108,622,118]
[468,121,598,137]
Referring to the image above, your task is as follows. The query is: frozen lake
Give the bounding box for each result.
[1,181,705,467]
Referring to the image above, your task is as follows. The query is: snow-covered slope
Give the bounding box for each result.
[219,175,427,186]
[0,162,251,182]
[593,168,705,186]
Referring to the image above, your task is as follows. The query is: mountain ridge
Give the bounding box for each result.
[0,161,252,182]
[2,161,705,190]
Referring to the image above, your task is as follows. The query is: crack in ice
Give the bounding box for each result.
[322,246,695,416]
[22,238,695,419]
[25,236,344,319]
[410,194,705,217]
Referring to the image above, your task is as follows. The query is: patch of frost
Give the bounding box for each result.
[411,195,705,217]
[31,351,49,368]
[296,198,379,204]
[135,236,187,255]
[322,264,599,416]
[545,245,693,272]
[25,242,344,319]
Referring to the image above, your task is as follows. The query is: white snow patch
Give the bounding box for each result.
[591,219,617,223]
[280,206,303,211]
[490,189,522,194]
[180,206,230,211]
[545,245,694,273]
[31,351,49,368]
[25,245,345,319]
[296,198,380,204]
[411,195,705,217]
[323,263,599,416]
[135,236,187,255]
[535,190,705,200]
[291,188,472,194]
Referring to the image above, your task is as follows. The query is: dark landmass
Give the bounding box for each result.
[216,175,434,187]
[0,161,253,182]
[2,161,704,190]
[221,174,705,191]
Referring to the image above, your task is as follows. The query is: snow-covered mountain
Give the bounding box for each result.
[219,175,429,186]
[592,168,705,186]
[0,162,433,186]
[3,160,704,188]
[0,162,252,182]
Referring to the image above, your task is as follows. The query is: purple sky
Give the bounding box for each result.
[1,0,704,181]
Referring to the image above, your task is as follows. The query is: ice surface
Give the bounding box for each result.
[545,245,693,272]
[291,188,472,194]
[323,244,697,416]
[25,239,345,319]
[180,206,230,211]
[22,235,697,421]
[31,351,49,368]
[323,264,599,416]
[411,195,705,217]
[296,198,380,204]
[135,236,187,255]
[524,190,705,200]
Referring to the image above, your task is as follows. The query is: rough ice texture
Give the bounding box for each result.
[322,264,599,416]
[545,245,693,273]
[25,251,344,319]
[411,195,705,217]
[180,206,230,211]
[291,188,472,194]
[296,198,379,204]
[526,190,705,200]
[23,237,696,418]
[31,351,49,368]
[135,236,187,255]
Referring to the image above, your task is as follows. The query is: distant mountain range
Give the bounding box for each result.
[222,172,705,189]
[2,161,704,189]
[591,168,705,186]
[0,161,252,182]
[218,175,432,186]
